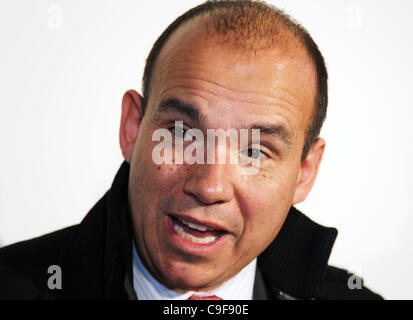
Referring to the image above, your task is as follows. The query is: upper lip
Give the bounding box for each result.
[169,213,229,233]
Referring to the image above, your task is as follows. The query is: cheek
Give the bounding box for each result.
[132,129,183,194]
[237,168,298,249]
[131,161,182,210]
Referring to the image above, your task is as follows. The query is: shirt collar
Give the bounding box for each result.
[132,240,257,300]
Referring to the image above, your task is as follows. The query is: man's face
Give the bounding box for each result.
[125,23,319,291]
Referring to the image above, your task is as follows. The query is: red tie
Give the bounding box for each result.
[187,295,222,300]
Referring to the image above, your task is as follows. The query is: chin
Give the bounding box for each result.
[159,260,222,292]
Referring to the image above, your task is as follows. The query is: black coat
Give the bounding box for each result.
[0,162,383,300]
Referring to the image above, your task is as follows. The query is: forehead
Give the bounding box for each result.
[148,18,317,135]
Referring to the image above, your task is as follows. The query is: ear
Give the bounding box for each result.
[119,90,143,163]
[292,138,326,205]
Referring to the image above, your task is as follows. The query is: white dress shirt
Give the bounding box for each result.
[132,240,257,300]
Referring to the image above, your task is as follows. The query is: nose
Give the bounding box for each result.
[183,163,234,205]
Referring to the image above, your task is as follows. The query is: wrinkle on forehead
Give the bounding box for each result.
[156,80,302,126]
[157,50,313,98]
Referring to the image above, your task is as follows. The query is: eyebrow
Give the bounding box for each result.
[154,97,292,145]
[244,123,292,146]
[153,97,206,125]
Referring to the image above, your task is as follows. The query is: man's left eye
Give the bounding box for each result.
[241,148,269,160]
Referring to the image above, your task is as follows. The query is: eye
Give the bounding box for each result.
[169,125,194,140]
[240,147,270,160]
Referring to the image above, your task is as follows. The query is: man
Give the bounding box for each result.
[0,0,382,300]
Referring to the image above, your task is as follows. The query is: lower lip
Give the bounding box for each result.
[165,215,229,255]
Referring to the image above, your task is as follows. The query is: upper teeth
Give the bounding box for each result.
[179,219,214,232]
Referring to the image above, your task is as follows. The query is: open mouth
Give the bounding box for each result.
[171,216,226,245]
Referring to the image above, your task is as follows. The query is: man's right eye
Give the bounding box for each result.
[169,126,193,140]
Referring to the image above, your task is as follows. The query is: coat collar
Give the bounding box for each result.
[57,161,133,299]
[258,206,338,299]
[59,162,337,299]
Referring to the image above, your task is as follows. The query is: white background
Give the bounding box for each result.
[1,0,412,299]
